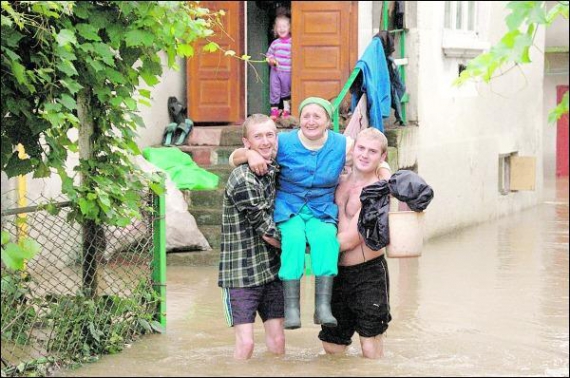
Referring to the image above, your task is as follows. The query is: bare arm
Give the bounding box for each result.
[337,208,362,252]
[231,148,269,174]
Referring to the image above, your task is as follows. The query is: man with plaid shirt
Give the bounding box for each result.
[218,114,284,359]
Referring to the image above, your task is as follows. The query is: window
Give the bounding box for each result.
[442,1,489,59]
[444,1,477,32]
[498,152,515,195]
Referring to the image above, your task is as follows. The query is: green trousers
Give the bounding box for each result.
[278,205,339,280]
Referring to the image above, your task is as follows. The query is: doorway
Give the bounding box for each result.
[246,1,291,117]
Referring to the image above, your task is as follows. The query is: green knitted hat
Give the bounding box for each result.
[298,97,333,119]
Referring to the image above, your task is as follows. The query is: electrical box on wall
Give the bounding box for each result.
[510,156,536,191]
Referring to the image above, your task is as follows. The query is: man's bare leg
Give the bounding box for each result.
[359,335,384,359]
[234,323,255,359]
[322,341,347,355]
[263,318,285,355]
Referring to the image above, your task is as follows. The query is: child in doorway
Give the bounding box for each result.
[266,14,292,120]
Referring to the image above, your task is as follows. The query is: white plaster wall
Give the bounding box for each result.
[412,1,546,239]
[135,54,186,149]
[545,1,570,49]
[358,1,374,58]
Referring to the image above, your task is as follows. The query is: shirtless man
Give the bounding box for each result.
[318,127,392,359]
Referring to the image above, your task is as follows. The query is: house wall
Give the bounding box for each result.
[543,1,569,178]
[136,54,187,149]
[404,1,546,239]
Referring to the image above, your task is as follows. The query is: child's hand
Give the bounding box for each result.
[266,57,278,66]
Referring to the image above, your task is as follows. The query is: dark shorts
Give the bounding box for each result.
[222,280,284,327]
[318,255,391,346]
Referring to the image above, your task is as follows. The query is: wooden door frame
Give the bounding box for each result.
[186,1,244,124]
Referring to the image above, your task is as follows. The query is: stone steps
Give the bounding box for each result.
[167,248,219,266]
[178,145,236,167]
[198,225,222,250]
[187,125,243,147]
[183,187,225,208]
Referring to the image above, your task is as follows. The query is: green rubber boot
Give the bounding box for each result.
[314,276,337,327]
[283,279,301,330]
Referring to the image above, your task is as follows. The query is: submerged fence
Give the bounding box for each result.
[1,189,165,376]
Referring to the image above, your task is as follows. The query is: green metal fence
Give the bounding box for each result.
[1,188,166,376]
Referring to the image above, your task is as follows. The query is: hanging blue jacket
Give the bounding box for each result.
[352,36,391,132]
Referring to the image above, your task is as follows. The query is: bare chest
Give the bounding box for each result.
[339,185,365,219]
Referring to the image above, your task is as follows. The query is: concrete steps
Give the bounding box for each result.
[167,125,239,265]
[167,248,219,266]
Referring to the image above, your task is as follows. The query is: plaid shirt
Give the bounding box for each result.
[218,163,281,288]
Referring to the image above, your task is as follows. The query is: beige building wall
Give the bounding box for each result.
[135,54,186,149]
[403,1,546,239]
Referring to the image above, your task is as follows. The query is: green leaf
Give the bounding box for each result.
[86,57,104,72]
[10,61,28,86]
[1,14,13,27]
[60,79,83,94]
[32,161,51,178]
[58,60,78,76]
[78,198,95,215]
[125,29,155,47]
[149,181,165,195]
[1,238,40,271]
[177,43,194,57]
[93,43,115,66]
[548,91,569,123]
[56,29,77,46]
[1,244,23,270]
[76,23,102,42]
[116,217,131,227]
[140,70,159,86]
[19,238,41,259]
[138,89,151,99]
[124,98,137,111]
[1,231,9,245]
[59,94,77,110]
[203,41,219,53]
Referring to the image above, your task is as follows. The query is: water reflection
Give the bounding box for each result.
[57,178,569,377]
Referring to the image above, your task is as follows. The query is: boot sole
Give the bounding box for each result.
[284,323,301,330]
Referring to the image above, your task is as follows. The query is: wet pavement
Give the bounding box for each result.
[56,178,569,377]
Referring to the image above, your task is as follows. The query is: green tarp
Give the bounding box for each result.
[143,147,219,190]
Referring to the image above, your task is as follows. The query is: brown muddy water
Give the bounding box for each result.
[57,178,569,377]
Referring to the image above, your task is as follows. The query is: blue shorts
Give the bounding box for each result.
[222,280,284,327]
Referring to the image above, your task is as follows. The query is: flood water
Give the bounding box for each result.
[57,178,569,377]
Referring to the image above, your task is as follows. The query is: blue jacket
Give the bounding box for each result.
[352,36,391,132]
[274,130,346,224]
